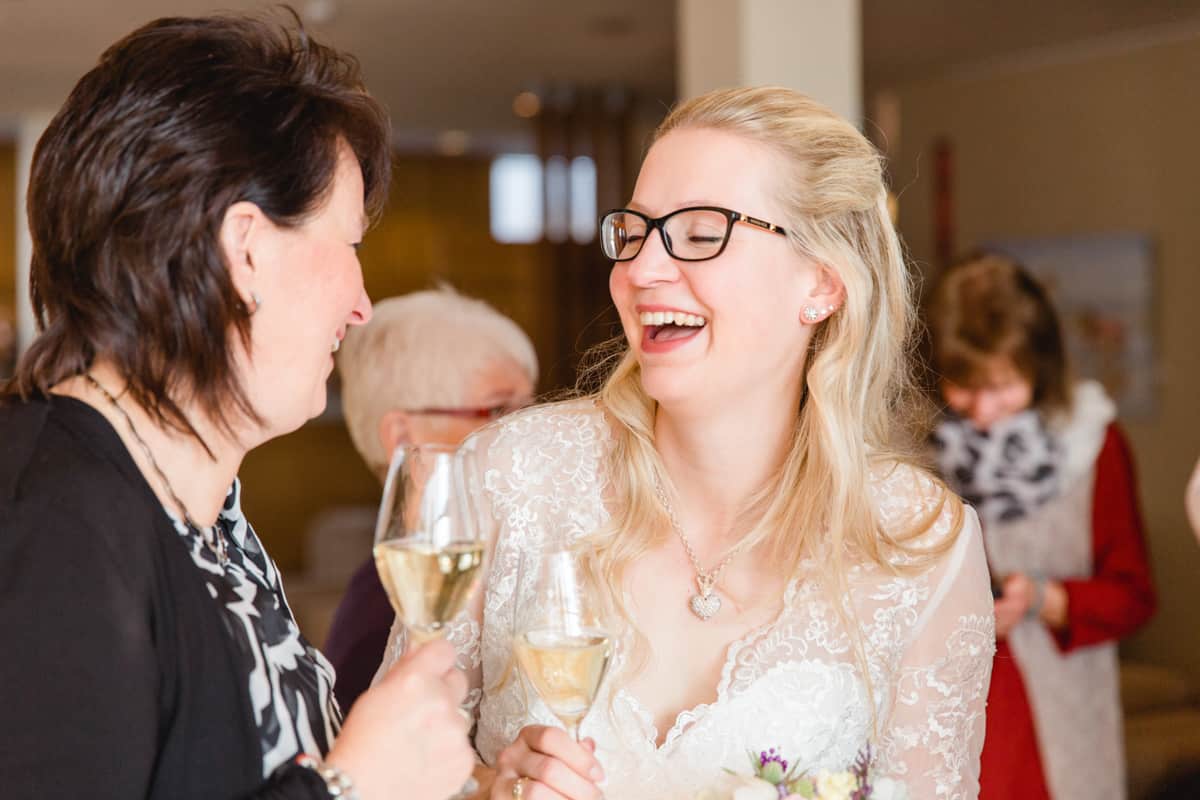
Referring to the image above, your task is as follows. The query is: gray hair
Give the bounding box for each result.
[337,286,538,474]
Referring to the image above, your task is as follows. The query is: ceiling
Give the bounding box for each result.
[0,0,677,149]
[1,0,1198,149]
[863,0,1200,85]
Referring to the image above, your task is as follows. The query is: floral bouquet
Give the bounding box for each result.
[696,747,907,800]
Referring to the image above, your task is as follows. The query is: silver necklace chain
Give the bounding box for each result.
[84,373,229,566]
[654,476,746,620]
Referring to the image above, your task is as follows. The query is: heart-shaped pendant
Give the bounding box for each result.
[690,591,721,620]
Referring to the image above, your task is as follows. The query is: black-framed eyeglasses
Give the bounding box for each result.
[599,205,788,263]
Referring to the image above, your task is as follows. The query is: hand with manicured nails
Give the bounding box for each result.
[326,639,474,800]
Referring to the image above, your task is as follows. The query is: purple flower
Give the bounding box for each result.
[756,748,790,785]
[758,748,789,773]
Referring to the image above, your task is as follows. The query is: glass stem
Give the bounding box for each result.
[407,626,444,648]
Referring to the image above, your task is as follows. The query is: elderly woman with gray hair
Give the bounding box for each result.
[325,286,538,711]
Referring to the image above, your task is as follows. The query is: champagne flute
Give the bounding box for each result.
[373,443,484,644]
[373,443,484,800]
[514,545,612,742]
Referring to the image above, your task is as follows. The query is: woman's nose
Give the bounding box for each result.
[626,228,681,287]
[969,391,1000,428]
[348,287,373,325]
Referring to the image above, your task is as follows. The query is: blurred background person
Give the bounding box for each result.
[0,14,474,800]
[925,252,1157,800]
[324,286,537,711]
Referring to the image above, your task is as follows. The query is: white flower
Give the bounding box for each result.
[869,777,909,800]
[696,774,778,800]
[814,770,859,800]
[732,777,779,800]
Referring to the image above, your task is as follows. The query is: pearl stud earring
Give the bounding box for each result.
[802,304,837,323]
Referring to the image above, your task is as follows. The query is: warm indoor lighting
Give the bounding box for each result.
[512,91,541,119]
[302,0,338,25]
[436,130,470,157]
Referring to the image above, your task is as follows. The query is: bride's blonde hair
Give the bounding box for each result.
[583,87,963,687]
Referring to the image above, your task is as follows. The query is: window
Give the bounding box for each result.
[489,154,543,244]
[545,155,569,243]
[569,156,597,244]
[488,153,598,244]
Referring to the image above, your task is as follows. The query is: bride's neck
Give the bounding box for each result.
[653,388,800,526]
[55,361,248,527]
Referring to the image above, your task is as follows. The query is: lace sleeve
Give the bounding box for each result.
[371,433,498,719]
[878,506,995,800]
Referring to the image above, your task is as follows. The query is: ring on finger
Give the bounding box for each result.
[512,777,529,800]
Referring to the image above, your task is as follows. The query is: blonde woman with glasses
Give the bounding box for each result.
[378,86,995,800]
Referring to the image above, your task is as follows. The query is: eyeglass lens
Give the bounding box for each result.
[601,209,731,261]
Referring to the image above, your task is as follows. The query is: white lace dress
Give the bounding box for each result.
[378,401,995,800]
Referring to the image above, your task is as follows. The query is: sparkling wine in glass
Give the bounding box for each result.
[373,443,484,644]
[514,546,612,741]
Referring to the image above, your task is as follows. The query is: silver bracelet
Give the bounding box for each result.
[294,753,360,800]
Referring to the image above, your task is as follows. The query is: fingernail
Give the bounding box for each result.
[590,765,604,781]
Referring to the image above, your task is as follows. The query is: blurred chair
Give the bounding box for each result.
[284,505,376,648]
[1121,661,1200,799]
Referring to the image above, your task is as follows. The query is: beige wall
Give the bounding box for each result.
[882,36,1200,679]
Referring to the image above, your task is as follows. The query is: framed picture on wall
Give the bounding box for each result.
[983,232,1157,419]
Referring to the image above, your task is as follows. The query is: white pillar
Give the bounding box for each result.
[678,0,862,125]
[15,113,52,353]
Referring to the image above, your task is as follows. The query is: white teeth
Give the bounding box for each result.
[638,310,707,327]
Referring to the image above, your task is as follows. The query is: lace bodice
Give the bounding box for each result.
[378,401,994,799]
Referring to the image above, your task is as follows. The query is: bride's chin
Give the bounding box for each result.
[638,374,701,414]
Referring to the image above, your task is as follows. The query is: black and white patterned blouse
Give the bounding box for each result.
[169,481,341,776]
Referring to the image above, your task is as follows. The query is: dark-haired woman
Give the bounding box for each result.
[925,253,1157,800]
[0,14,473,800]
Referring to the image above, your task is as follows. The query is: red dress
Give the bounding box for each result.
[979,425,1157,799]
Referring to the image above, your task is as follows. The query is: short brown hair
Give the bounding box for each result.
[8,12,391,445]
[924,252,1072,413]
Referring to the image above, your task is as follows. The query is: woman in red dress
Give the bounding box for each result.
[924,253,1157,800]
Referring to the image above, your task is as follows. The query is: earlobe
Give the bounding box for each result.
[378,410,413,462]
[800,263,847,325]
[220,201,265,309]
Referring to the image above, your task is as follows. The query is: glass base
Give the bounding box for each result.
[449,776,479,800]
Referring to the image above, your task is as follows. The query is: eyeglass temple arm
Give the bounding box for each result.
[735,212,787,235]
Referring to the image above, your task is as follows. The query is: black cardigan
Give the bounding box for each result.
[0,395,330,799]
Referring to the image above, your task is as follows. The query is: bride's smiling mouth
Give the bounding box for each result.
[638,307,707,353]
